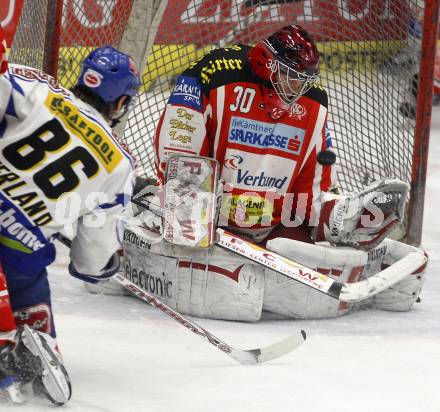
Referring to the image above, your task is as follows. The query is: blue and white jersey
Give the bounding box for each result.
[0,64,134,275]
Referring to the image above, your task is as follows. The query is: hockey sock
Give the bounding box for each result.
[0,263,16,345]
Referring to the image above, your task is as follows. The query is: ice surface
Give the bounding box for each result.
[2,108,440,411]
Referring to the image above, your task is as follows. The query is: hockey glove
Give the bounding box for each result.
[313,179,409,250]
[69,252,121,284]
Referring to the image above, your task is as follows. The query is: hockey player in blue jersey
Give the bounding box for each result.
[0,27,140,404]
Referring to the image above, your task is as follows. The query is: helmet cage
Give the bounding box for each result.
[266,56,319,106]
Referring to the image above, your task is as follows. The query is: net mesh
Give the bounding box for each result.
[9,0,52,71]
[10,0,133,88]
[9,0,426,208]
[124,0,418,194]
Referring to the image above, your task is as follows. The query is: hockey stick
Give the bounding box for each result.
[114,273,306,364]
[131,192,427,303]
[56,235,306,365]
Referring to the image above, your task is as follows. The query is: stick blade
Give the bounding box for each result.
[229,330,306,365]
[340,250,427,302]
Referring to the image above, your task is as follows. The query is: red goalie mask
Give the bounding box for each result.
[248,25,320,109]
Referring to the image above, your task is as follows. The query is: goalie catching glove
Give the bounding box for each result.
[313,179,409,250]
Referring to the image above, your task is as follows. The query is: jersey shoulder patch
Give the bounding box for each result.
[183,45,253,94]
[304,84,328,108]
[10,65,67,94]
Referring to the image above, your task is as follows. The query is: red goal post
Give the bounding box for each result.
[6,0,440,246]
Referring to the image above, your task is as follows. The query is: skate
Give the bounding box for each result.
[0,326,71,405]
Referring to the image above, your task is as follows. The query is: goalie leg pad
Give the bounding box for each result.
[263,238,385,319]
[366,240,427,311]
[122,225,264,322]
[175,247,265,321]
[263,271,348,319]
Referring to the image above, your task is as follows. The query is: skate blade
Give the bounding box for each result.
[22,325,72,405]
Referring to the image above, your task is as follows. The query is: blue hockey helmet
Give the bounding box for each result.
[78,46,140,105]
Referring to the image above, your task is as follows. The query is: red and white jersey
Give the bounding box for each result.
[155,45,335,241]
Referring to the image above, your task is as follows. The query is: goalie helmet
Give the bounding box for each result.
[248,25,320,108]
[77,46,140,108]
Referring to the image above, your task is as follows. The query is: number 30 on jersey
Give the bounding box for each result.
[229,86,256,113]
